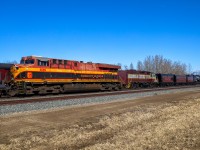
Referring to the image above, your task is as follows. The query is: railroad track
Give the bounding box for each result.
[1,85,200,106]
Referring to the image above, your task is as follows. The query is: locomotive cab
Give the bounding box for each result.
[151,73,158,83]
[20,56,50,67]
[20,58,35,65]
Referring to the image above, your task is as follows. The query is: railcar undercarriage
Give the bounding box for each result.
[1,82,122,97]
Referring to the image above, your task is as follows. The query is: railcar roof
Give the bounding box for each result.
[0,63,13,70]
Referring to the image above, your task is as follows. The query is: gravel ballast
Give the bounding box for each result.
[1,87,200,115]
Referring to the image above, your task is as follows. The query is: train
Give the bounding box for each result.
[0,55,199,97]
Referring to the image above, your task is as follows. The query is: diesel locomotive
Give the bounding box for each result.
[0,56,121,96]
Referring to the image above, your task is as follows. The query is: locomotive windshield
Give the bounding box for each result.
[151,73,156,77]
[20,59,35,64]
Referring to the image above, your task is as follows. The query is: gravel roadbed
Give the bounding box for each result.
[1,87,200,115]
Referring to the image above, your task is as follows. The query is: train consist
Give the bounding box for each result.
[0,56,199,97]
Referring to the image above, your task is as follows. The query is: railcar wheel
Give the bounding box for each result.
[132,83,138,89]
[8,90,18,97]
[114,86,119,91]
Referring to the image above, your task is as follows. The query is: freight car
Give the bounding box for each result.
[194,75,200,82]
[118,70,158,88]
[0,63,13,84]
[120,72,198,88]
[175,75,187,85]
[156,74,175,86]
[5,56,121,96]
[0,63,13,96]
[186,75,194,84]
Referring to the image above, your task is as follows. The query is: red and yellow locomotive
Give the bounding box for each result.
[6,56,121,96]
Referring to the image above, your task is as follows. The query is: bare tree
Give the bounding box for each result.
[187,63,192,74]
[162,59,172,74]
[117,63,122,70]
[129,63,134,70]
[124,65,128,70]
[138,55,189,75]
[143,56,150,72]
[137,61,143,70]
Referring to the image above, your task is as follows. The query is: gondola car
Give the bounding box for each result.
[175,75,187,85]
[156,74,175,86]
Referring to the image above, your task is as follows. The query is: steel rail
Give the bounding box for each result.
[0,85,199,106]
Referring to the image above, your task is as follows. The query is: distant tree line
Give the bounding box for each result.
[136,55,191,75]
[117,55,192,75]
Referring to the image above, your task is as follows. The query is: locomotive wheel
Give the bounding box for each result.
[132,83,138,89]
[114,86,119,91]
[7,90,18,97]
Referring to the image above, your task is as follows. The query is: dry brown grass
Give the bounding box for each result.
[1,98,200,150]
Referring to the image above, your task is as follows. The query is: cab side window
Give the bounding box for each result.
[38,60,49,66]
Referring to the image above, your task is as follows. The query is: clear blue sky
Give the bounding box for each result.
[0,0,200,71]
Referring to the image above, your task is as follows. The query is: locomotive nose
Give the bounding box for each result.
[10,65,19,73]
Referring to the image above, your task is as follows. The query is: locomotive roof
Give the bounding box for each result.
[119,70,154,74]
[23,56,121,69]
